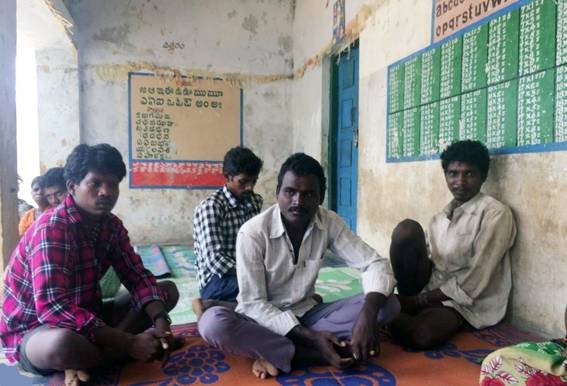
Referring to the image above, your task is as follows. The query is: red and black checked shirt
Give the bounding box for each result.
[0,195,164,363]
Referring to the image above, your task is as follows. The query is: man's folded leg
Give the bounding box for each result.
[300,294,401,338]
[198,306,295,373]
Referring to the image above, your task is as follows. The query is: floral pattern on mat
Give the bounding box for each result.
[18,320,542,386]
[403,342,493,365]
[277,362,396,385]
[130,345,230,386]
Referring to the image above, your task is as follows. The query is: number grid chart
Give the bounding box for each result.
[387,0,567,162]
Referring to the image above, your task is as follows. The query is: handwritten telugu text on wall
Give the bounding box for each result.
[128,73,242,188]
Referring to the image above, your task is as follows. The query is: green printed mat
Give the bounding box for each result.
[166,265,362,325]
[160,245,197,277]
[315,266,363,303]
[157,244,199,325]
[98,244,363,326]
[156,245,363,325]
[166,275,200,324]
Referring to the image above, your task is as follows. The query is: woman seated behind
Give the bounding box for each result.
[18,176,49,236]
[480,307,567,385]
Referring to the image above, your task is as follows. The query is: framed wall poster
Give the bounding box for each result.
[128,73,242,188]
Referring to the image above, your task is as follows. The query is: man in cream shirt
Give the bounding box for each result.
[389,140,517,349]
[198,153,399,379]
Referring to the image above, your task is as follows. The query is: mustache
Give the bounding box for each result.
[288,206,307,214]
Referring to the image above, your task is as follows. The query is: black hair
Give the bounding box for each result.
[440,140,490,181]
[30,175,44,189]
[276,153,326,203]
[222,146,263,177]
[64,143,127,184]
[42,167,66,189]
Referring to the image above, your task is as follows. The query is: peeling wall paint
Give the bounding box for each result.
[92,62,292,86]
[69,0,383,91]
[67,0,294,72]
[70,0,383,93]
[66,0,295,244]
[44,0,76,49]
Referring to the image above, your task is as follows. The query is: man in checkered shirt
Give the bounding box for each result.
[1,144,181,384]
[193,146,263,308]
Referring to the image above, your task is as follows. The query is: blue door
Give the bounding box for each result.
[334,45,359,232]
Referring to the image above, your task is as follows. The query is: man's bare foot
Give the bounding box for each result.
[192,298,205,321]
[64,369,90,386]
[252,359,278,379]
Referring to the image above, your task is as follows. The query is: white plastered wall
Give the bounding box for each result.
[66,0,295,243]
[0,0,19,265]
[291,0,567,337]
[36,47,80,170]
[17,0,80,172]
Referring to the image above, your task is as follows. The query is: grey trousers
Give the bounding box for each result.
[198,294,400,372]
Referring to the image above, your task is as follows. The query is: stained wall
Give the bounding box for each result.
[64,0,295,243]
[291,0,567,336]
[36,47,80,171]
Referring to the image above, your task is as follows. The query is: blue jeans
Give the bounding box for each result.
[200,274,238,302]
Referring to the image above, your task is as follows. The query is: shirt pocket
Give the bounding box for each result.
[445,236,474,271]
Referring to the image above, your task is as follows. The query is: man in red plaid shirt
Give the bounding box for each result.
[1,143,182,385]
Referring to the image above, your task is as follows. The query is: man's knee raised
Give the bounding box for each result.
[36,329,94,369]
[392,219,424,243]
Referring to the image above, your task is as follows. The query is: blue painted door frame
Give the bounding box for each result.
[331,44,359,232]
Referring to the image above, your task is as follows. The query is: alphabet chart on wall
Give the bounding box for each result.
[387,0,567,162]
